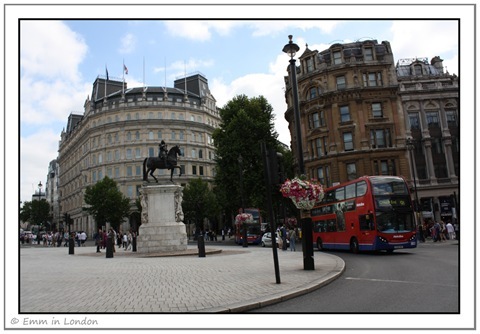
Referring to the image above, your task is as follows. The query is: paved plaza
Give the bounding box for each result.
[19,242,344,313]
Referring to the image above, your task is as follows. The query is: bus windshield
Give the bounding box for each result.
[376,211,414,233]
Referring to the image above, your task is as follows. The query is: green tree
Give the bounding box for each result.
[212,94,280,218]
[182,178,219,232]
[20,199,52,229]
[83,176,131,231]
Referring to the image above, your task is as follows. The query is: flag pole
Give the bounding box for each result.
[122,59,125,96]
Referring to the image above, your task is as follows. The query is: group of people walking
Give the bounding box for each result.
[94,228,136,253]
[417,219,458,242]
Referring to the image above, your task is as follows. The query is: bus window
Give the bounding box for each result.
[345,183,356,199]
[356,181,367,197]
[328,220,337,232]
[324,190,336,203]
[336,188,345,201]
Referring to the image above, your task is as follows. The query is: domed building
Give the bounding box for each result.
[57,73,220,236]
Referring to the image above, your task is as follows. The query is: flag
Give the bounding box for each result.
[105,66,109,80]
[124,64,128,75]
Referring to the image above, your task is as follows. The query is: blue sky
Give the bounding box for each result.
[12,4,466,205]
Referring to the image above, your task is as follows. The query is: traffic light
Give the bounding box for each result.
[268,149,284,186]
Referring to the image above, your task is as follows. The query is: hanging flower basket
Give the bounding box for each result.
[280,177,325,211]
[235,213,254,224]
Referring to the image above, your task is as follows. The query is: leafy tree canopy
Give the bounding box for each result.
[182,178,219,231]
[83,176,131,231]
[213,94,282,217]
[20,199,52,228]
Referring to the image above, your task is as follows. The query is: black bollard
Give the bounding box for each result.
[198,234,206,257]
[106,235,114,258]
[301,217,314,270]
[68,233,75,255]
[132,234,137,252]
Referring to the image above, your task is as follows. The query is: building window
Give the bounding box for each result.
[148,147,154,157]
[98,170,103,180]
[340,105,350,122]
[372,102,383,118]
[98,153,102,164]
[310,112,320,129]
[333,50,342,64]
[336,76,346,90]
[126,149,132,159]
[114,133,119,143]
[414,64,423,75]
[115,150,120,161]
[191,149,196,158]
[446,111,457,126]
[363,72,383,87]
[364,47,373,61]
[135,148,141,158]
[135,131,140,140]
[316,166,330,187]
[149,112,154,119]
[126,166,132,177]
[171,131,176,140]
[426,112,440,127]
[157,130,162,139]
[107,134,112,144]
[315,137,327,157]
[199,166,204,176]
[199,150,203,159]
[107,151,112,162]
[370,129,392,148]
[148,131,154,140]
[373,159,396,176]
[309,87,317,100]
[126,114,131,121]
[343,132,354,151]
[126,132,132,141]
[192,165,197,175]
[92,171,97,182]
[157,112,163,119]
[179,131,185,140]
[135,113,140,120]
[127,185,133,198]
[306,57,314,72]
[114,167,120,178]
[171,112,176,120]
[107,168,112,178]
[135,165,142,176]
[409,113,420,130]
[346,163,357,180]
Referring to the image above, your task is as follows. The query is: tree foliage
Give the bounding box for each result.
[20,199,52,228]
[83,176,131,230]
[212,94,282,219]
[182,178,219,231]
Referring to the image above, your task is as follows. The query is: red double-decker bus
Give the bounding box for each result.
[311,176,417,253]
[235,208,263,245]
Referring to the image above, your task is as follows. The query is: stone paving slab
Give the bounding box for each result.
[19,244,344,313]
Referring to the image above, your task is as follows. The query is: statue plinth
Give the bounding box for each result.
[137,183,187,253]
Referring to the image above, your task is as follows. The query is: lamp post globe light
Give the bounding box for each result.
[283,35,314,270]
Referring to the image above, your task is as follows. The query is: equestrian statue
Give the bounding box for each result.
[143,142,182,182]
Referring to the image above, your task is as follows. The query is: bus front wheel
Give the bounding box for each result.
[316,238,324,251]
[350,238,359,254]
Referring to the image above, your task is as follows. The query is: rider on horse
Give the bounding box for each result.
[159,140,168,164]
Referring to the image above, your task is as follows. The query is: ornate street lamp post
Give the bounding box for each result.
[406,138,420,217]
[283,35,314,270]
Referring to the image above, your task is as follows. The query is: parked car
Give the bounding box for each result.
[261,232,289,248]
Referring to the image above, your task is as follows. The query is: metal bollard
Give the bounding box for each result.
[68,234,75,255]
[106,236,114,258]
[198,234,206,257]
[132,234,137,252]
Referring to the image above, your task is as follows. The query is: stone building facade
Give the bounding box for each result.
[396,57,459,222]
[284,40,459,223]
[284,40,409,185]
[57,73,220,236]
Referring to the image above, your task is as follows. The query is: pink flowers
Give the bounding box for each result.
[280,177,325,210]
[235,213,254,224]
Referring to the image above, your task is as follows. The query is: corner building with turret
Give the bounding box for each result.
[57,73,220,236]
[284,40,459,222]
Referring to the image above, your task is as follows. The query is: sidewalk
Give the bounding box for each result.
[19,243,345,313]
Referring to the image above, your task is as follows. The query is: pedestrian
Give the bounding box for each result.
[432,221,441,242]
[81,231,87,246]
[123,233,128,250]
[440,221,447,241]
[446,221,455,240]
[222,228,225,241]
[281,225,287,251]
[289,228,296,251]
[95,228,102,253]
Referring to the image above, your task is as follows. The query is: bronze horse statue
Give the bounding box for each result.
[143,145,182,182]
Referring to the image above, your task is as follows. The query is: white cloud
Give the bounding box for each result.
[119,33,137,54]
[389,21,458,75]
[249,20,342,37]
[211,52,292,146]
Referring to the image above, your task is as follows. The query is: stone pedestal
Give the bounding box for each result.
[137,183,187,253]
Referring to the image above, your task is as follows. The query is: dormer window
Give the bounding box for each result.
[306,57,314,72]
[364,47,374,61]
[414,64,423,75]
[333,50,342,64]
